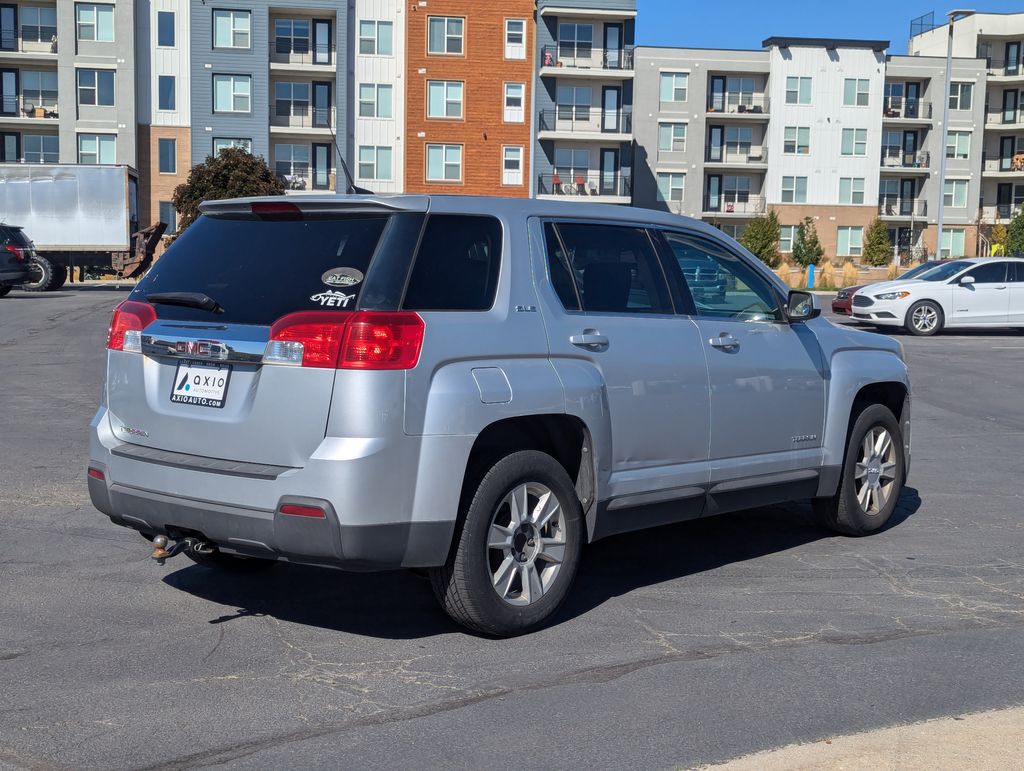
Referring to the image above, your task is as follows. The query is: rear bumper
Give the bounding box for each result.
[0,266,30,284]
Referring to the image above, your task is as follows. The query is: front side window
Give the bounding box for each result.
[546,222,673,315]
[23,134,58,163]
[428,16,464,55]
[839,177,865,204]
[783,126,810,154]
[843,78,870,106]
[213,74,251,113]
[403,215,502,312]
[837,226,864,257]
[158,75,175,111]
[660,72,688,103]
[77,69,114,106]
[426,80,463,119]
[76,4,114,42]
[78,133,115,164]
[426,144,462,182]
[657,172,685,202]
[944,179,969,208]
[841,128,867,156]
[658,123,686,152]
[505,19,525,59]
[781,176,807,203]
[213,137,251,155]
[946,130,971,159]
[359,20,393,55]
[213,9,250,49]
[358,83,393,118]
[949,82,973,111]
[157,11,175,46]
[964,261,1008,283]
[786,76,811,105]
[357,145,392,180]
[158,137,176,173]
[504,83,524,122]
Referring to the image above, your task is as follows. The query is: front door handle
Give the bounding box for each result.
[570,331,609,350]
[708,332,740,351]
[994,285,1008,290]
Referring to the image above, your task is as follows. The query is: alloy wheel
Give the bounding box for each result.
[911,304,938,333]
[854,426,898,516]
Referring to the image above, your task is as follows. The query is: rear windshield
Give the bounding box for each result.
[0,227,30,247]
[131,214,389,325]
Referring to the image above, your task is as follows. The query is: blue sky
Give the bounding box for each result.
[636,2,1023,55]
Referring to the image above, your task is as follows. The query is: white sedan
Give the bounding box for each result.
[851,257,1024,336]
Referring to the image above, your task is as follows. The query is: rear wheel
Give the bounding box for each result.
[22,256,59,292]
[905,300,942,336]
[0,283,10,298]
[49,265,68,290]
[431,450,583,636]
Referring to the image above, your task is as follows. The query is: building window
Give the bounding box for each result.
[275,82,310,119]
[723,175,750,204]
[158,75,175,111]
[554,148,590,180]
[505,19,525,60]
[213,75,251,113]
[158,138,176,173]
[783,126,810,154]
[841,128,867,156]
[660,72,688,103]
[157,11,175,47]
[426,144,463,182]
[944,179,969,208]
[940,229,966,257]
[213,137,251,155]
[426,80,463,119]
[23,134,58,163]
[78,134,115,164]
[158,201,177,233]
[274,143,309,178]
[502,146,523,185]
[946,130,971,159]
[837,226,863,257]
[77,69,114,106]
[949,82,973,111]
[359,20,393,55]
[428,16,464,55]
[780,225,796,253]
[76,4,114,42]
[358,83,393,118]
[843,78,870,106]
[781,176,807,203]
[725,126,753,155]
[274,19,310,55]
[21,7,57,43]
[556,85,591,121]
[785,76,812,105]
[213,9,250,49]
[557,22,592,61]
[358,145,393,180]
[656,172,685,202]
[658,122,686,152]
[504,83,524,122]
[839,177,865,204]
[21,71,58,108]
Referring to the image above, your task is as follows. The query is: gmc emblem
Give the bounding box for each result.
[175,340,228,360]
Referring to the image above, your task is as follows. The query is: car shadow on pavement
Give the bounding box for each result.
[162,487,921,640]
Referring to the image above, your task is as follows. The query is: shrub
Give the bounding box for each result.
[791,217,824,267]
[1007,210,1024,257]
[739,210,781,267]
[862,217,892,267]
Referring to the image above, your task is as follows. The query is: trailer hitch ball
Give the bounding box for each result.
[150,534,171,561]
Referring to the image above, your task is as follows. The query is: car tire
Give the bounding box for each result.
[905,300,943,336]
[430,450,584,637]
[49,265,68,290]
[22,256,59,292]
[813,404,905,536]
[0,283,10,298]
[184,546,277,573]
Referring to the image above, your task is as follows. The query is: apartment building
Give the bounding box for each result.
[634,37,985,259]
[0,0,136,166]
[534,0,635,204]
[403,0,534,196]
[910,12,1024,252]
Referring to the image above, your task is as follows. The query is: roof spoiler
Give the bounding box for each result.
[199,195,431,217]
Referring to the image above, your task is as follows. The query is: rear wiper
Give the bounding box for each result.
[146,292,225,314]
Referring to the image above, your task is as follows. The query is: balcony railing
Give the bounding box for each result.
[268,40,334,66]
[538,108,633,134]
[983,154,1024,172]
[270,103,334,129]
[0,31,58,54]
[540,44,635,71]
[882,97,932,120]
[702,195,766,215]
[706,93,769,115]
[983,57,1023,77]
[982,203,1024,222]
[878,198,927,217]
[0,94,58,119]
[537,172,631,198]
[880,148,930,168]
[706,145,767,165]
[985,110,1024,127]
[275,167,336,192]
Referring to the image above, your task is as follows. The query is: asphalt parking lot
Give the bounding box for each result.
[1,287,1023,770]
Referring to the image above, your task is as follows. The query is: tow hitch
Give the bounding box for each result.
[150,534,215,565]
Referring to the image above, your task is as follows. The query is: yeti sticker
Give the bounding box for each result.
[310,291,355,308]
[321,267,364,288]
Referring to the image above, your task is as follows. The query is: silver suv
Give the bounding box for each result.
[89,196,912,636]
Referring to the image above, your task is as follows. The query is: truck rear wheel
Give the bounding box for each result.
[49,265,68,290]
[22,256,60,292]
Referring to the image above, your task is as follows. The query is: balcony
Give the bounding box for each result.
[982,155,1024,174]
[268,39,334,68]
[269,103,334,132]
[705,145,768,167]
[537,108,633,140]
[0,26,58,60]
[275,167,336,193]
[878,198,928,217]
[702,196,766,216]
[540,45,635,76]
[705,93,769,117]
[536,171,631,202]
[981,203,1023,222]
[882,97,932,121]
[983,56,1024,79]
[880,148,930,170]
[0,94,58,121]
[984,110,1024,129]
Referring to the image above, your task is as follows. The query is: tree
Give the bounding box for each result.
[1007,209,1024,257]
[861,217,892,267]
[990,223,1008,256]
[170,148,285,240]
[739,209,781,268]
[791,216,824,267]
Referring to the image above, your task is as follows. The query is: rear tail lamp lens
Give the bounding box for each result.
[107,300,157,353]
[263,312,424,370]
[4,244,26,262]
[87,467,105,482]
[265,312,348,368]
[279,503,326,518]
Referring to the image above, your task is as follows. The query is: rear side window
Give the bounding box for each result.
[402,215,502,311]
[131,214,389,325]
[1012,262,1024,282]
[546,222,673,314]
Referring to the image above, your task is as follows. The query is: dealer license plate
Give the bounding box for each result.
[170,360,232,409]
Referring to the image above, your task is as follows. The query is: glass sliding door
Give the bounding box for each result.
[313,20,330,65]
[312,143,331,190]
[312,81,331,128]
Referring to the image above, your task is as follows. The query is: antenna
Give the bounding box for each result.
[327,121,373,195]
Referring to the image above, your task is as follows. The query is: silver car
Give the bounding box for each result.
[89,196,912,636]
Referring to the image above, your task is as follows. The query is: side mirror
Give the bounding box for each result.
[787,290,820,322]
[959,274,975,286]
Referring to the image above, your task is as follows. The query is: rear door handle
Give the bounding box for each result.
[570,332,609,350]
[708,332,740,351]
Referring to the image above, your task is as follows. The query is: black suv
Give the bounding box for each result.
[0,225,34,297]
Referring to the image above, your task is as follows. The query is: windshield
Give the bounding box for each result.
[900,262,943,280]
[916,260,972,282]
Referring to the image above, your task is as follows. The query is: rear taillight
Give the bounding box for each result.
[4,244,26,262]
[263,311,424,370]
[107,300,157,353]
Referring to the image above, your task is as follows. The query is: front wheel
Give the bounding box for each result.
[814,404,905,536]
[905,300,943,336]
[431,450,584,636]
